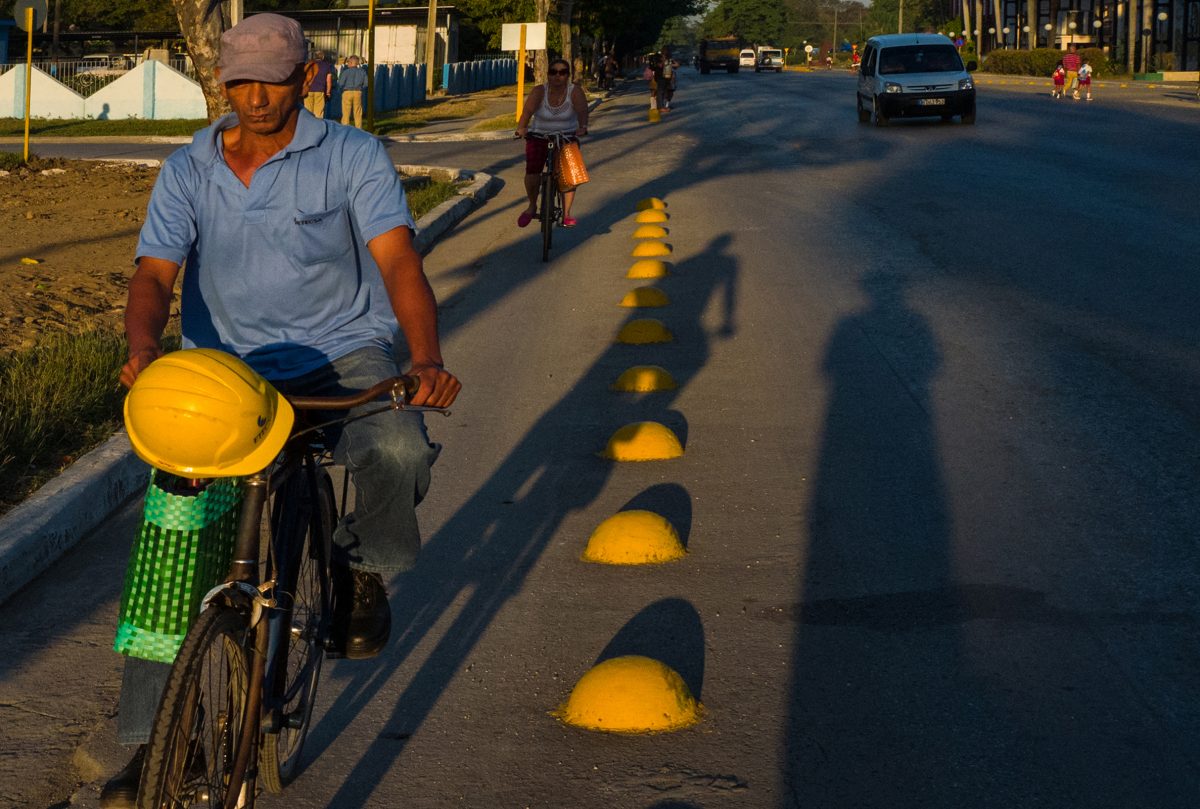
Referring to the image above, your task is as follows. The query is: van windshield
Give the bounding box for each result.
[879,45,963,74]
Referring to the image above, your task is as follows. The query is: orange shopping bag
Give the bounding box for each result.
[557,141,590,191]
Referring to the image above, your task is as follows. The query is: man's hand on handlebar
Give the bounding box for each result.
[574,125,588,137]
[406,362,461,408]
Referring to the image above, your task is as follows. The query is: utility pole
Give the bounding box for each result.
[424,0,438,95]
[898,0,904,33]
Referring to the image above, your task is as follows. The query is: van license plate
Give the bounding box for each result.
[919,98,946,105]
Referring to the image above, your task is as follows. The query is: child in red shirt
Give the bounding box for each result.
[1052,62,1066,99]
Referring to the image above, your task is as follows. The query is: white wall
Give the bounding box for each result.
[84,60,206,120]
[0,65,85,119]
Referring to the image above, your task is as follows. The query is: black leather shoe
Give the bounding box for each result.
[99,745,144,809]
[332,565,391,659]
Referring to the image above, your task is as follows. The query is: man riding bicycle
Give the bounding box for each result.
[100,14,460,806]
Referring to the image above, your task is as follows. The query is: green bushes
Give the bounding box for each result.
[982,47,1114,77]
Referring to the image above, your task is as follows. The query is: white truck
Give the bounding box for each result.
[755,46,785,73]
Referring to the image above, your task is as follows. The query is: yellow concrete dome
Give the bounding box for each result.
[559,656,701,732]
[600,421,684,461]
[582,510,685,564]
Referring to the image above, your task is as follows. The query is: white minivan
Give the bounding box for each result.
[856,33,976,126]
[739,49,757,68]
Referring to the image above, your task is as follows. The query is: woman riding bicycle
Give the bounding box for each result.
[515,57,589,228]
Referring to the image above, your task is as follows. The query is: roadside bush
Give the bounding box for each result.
[982,46,1116,77]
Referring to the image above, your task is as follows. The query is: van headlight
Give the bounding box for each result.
[959,77,974,90]
[885,82,902,94]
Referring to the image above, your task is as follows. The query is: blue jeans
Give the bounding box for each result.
[118,345,440,744]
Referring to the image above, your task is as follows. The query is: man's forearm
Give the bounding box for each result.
[125,270,174,354]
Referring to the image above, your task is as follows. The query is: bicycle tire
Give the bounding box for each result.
[259,468,335,792]
[540,169,554,262]
[138,605,252,809]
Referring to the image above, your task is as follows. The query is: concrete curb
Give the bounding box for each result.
[0,164,500,608]
[0,430,148,605]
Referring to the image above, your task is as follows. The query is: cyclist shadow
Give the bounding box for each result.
[301,234,739,804]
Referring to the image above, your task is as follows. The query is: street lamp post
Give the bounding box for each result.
[1044,22,1053,49]
[1068,20,1077,48]
[988,26,996,52]
[1093,18,1102,50]
[1155,10,1169,71]
[1022,24,1030,50]
[1002,26,1011,49]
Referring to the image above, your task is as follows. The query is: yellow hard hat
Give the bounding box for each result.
[124,348,295,477]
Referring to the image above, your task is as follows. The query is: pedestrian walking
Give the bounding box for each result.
[1052,61,1066,98]
[661,48,677,111]
[304,50,332,119]
[1062,44,1081,99]
[338,54,367,128]
[1077,59,1093,101]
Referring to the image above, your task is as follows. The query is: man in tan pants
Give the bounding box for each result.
[304,50,332,118]
[338,55,367,128]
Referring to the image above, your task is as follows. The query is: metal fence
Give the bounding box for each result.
[0,56,196,98]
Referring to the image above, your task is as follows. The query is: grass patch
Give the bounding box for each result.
[2,330,126,510]
[0,118,206,137]
[407,178,461,216]
[0,150,68,171]
[0,328,181,513]
[470,112,516,132]
[372,84,516,135]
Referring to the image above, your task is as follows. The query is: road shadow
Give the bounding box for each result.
[298,233,738,806]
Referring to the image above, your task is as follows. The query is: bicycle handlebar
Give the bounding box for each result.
[286,375,419,411]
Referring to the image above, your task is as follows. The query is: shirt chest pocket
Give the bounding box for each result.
[291,202,353,266]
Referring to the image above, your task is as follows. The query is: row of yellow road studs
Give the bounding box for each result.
[555,197,703,734]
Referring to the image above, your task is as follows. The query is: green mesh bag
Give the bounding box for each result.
[113,471,243,663]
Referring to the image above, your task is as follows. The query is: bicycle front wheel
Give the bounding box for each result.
[138,605,252,809]
[540,169,555,262]
[259,469,335,791]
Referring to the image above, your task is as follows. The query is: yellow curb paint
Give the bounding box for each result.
[627,259,669,279]
[600,421,683,461]
[558,656,701,732]
[632,224,668,239]
[619,287,670,308]
[610,364,677,392]
[631,241,672,258]
[636,209,669,224]
[616,319,673,345]
[636,197,667,211]
[582,510,685,564]
[1120,83,1128,88]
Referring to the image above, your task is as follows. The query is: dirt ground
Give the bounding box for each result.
[0,161,159,354]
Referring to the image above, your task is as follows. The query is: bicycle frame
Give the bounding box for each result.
[184,377,422,808]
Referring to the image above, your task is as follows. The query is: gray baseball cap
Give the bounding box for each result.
[217,13,307,84]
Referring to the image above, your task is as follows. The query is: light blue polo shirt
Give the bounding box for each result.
[136,109,416,381]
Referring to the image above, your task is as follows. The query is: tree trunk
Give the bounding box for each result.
[559,0,574,66]
[172,0,229,121]
[534,0,551,84]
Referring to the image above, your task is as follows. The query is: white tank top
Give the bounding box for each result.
[532,83,577,133]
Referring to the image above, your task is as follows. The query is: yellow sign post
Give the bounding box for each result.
[515,24,527,119]
[23,6,33,162]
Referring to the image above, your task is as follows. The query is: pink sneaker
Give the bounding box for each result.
[517,210,533,228]
[562,216,578,228]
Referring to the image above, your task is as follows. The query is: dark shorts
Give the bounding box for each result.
[525,135,580,175]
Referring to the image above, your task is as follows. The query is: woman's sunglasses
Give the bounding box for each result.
[548,68,570,76]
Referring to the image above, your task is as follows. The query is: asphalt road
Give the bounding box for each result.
[4,70,1200,808]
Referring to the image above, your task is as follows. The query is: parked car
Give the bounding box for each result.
[856,33,976,126]
[756,48,784,73]
[738,49,757,68]
[78,54,129,77]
